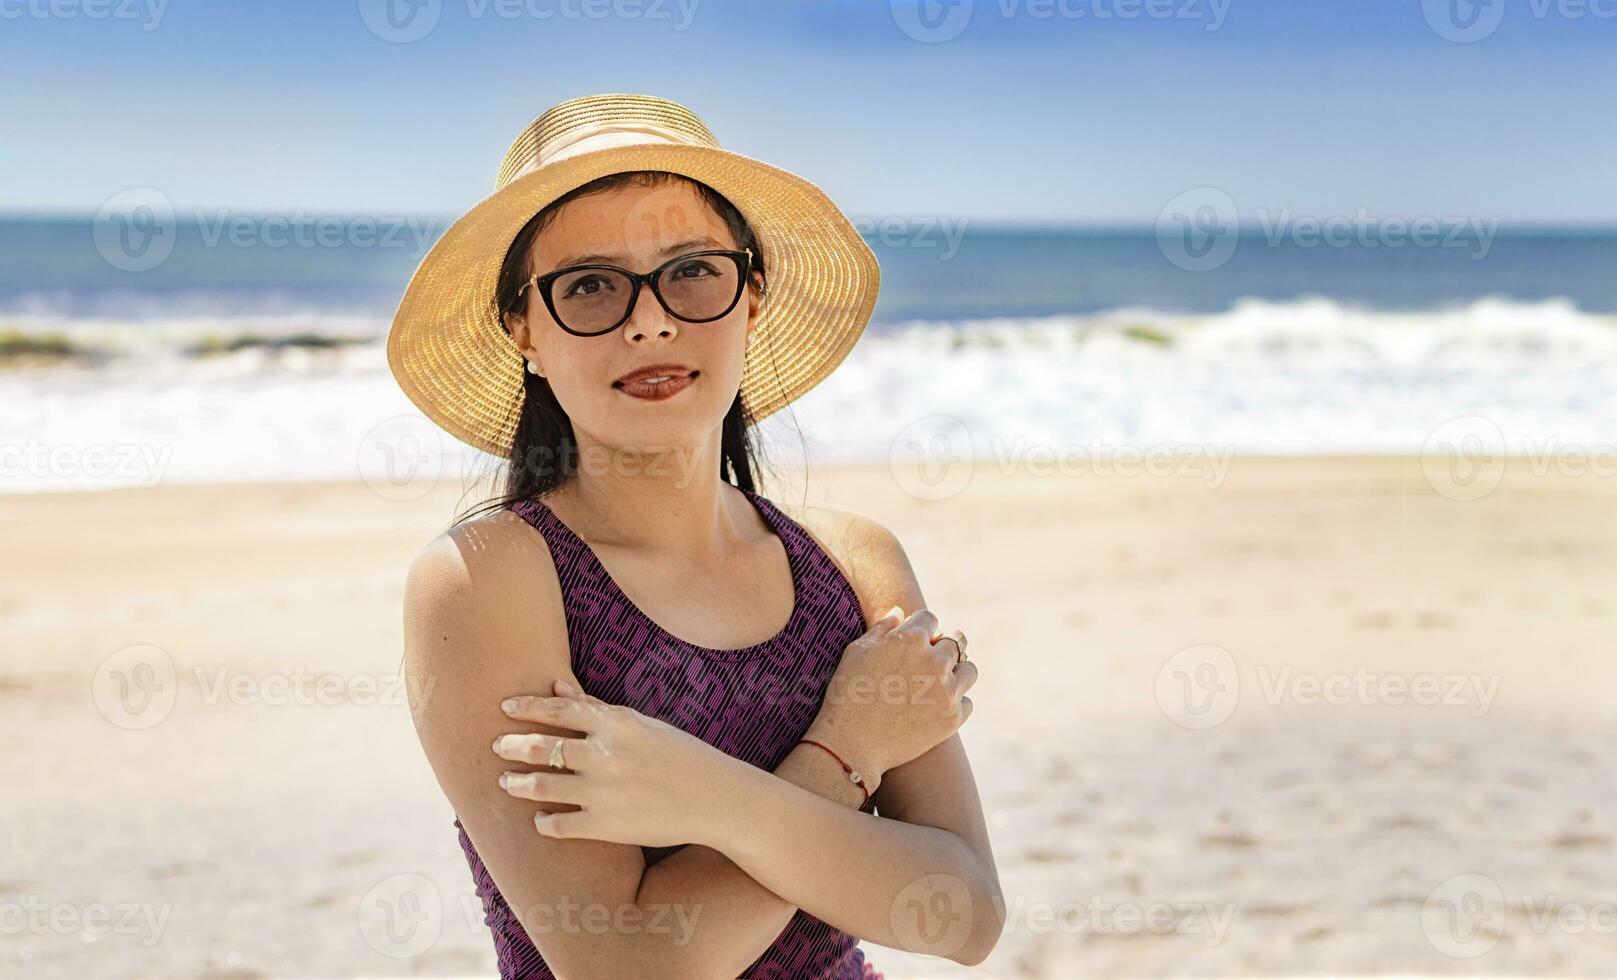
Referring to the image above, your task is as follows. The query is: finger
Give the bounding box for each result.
[553,677,606,703]
[959,695,974,725]
[572,685,610,707]
[500,695,596,731]
[897,607,940,639]
[493,732,591,769]
[500,770,589,806]
[930,634,962,666]
[947,660,979,698]
[868,605,905,634]
[534,808,591,839]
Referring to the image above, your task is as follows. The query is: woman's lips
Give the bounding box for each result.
[614,370,698,401]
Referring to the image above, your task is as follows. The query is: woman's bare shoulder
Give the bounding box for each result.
[406,504,556,596]
[402,504,568,675]
[780,501,899,554]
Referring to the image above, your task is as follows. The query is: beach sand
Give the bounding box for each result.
[5,455,1617,978]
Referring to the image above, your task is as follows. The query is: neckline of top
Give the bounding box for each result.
[515,488,803,660]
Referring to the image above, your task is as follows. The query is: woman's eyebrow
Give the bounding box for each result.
[553,236,727,269]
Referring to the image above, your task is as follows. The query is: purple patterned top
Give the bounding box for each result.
[454,487,876,979]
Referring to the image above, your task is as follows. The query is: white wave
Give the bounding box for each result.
[2,297,1615,492]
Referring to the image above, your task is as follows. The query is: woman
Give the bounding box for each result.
[391,93,1003,979]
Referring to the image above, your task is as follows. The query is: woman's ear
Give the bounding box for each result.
[744,276,763,336]
[503,312,545,378]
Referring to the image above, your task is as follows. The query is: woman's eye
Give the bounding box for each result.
[563,274,614,298]
[670,259,719,279]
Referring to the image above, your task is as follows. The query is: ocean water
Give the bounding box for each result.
[3,215,1616,491]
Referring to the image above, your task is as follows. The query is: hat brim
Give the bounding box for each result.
[386,143,880,459]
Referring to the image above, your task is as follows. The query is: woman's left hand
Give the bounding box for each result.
[492,679,749,849]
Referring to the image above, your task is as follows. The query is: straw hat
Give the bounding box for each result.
[386,92,881,458]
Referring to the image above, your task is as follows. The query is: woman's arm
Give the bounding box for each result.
[627,511,1003,967]
[620,739,1003,966]
[623,739,878,967]
[698,736,1001,965]
[406,511,893,980]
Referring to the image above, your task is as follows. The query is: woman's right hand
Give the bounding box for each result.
[805,606,977,784]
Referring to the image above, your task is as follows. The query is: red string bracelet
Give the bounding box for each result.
[797,738,872,806]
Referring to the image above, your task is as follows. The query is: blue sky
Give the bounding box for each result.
[3,0,1615,223]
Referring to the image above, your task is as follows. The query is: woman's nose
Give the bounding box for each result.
[624,281,676,341]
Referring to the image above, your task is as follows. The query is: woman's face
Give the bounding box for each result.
[506,178,761,455]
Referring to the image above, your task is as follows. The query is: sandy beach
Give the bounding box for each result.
[5,454,1617,978]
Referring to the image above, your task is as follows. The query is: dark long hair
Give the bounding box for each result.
[449,171,771,528]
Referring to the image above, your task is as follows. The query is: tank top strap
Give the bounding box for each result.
[740,489,869,634]
[506,496,602,597]
[738,487,810,563]
[507,494,567,545]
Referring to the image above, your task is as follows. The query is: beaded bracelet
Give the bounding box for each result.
[797,738,872,806]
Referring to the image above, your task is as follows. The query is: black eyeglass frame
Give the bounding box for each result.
[522,247,754,338]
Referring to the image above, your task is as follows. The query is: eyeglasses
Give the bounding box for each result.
[521,247,753,338]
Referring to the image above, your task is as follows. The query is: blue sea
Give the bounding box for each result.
[3,214,1616,490]
[5,215,1617,324]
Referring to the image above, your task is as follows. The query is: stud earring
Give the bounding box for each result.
[525,360,543,377]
